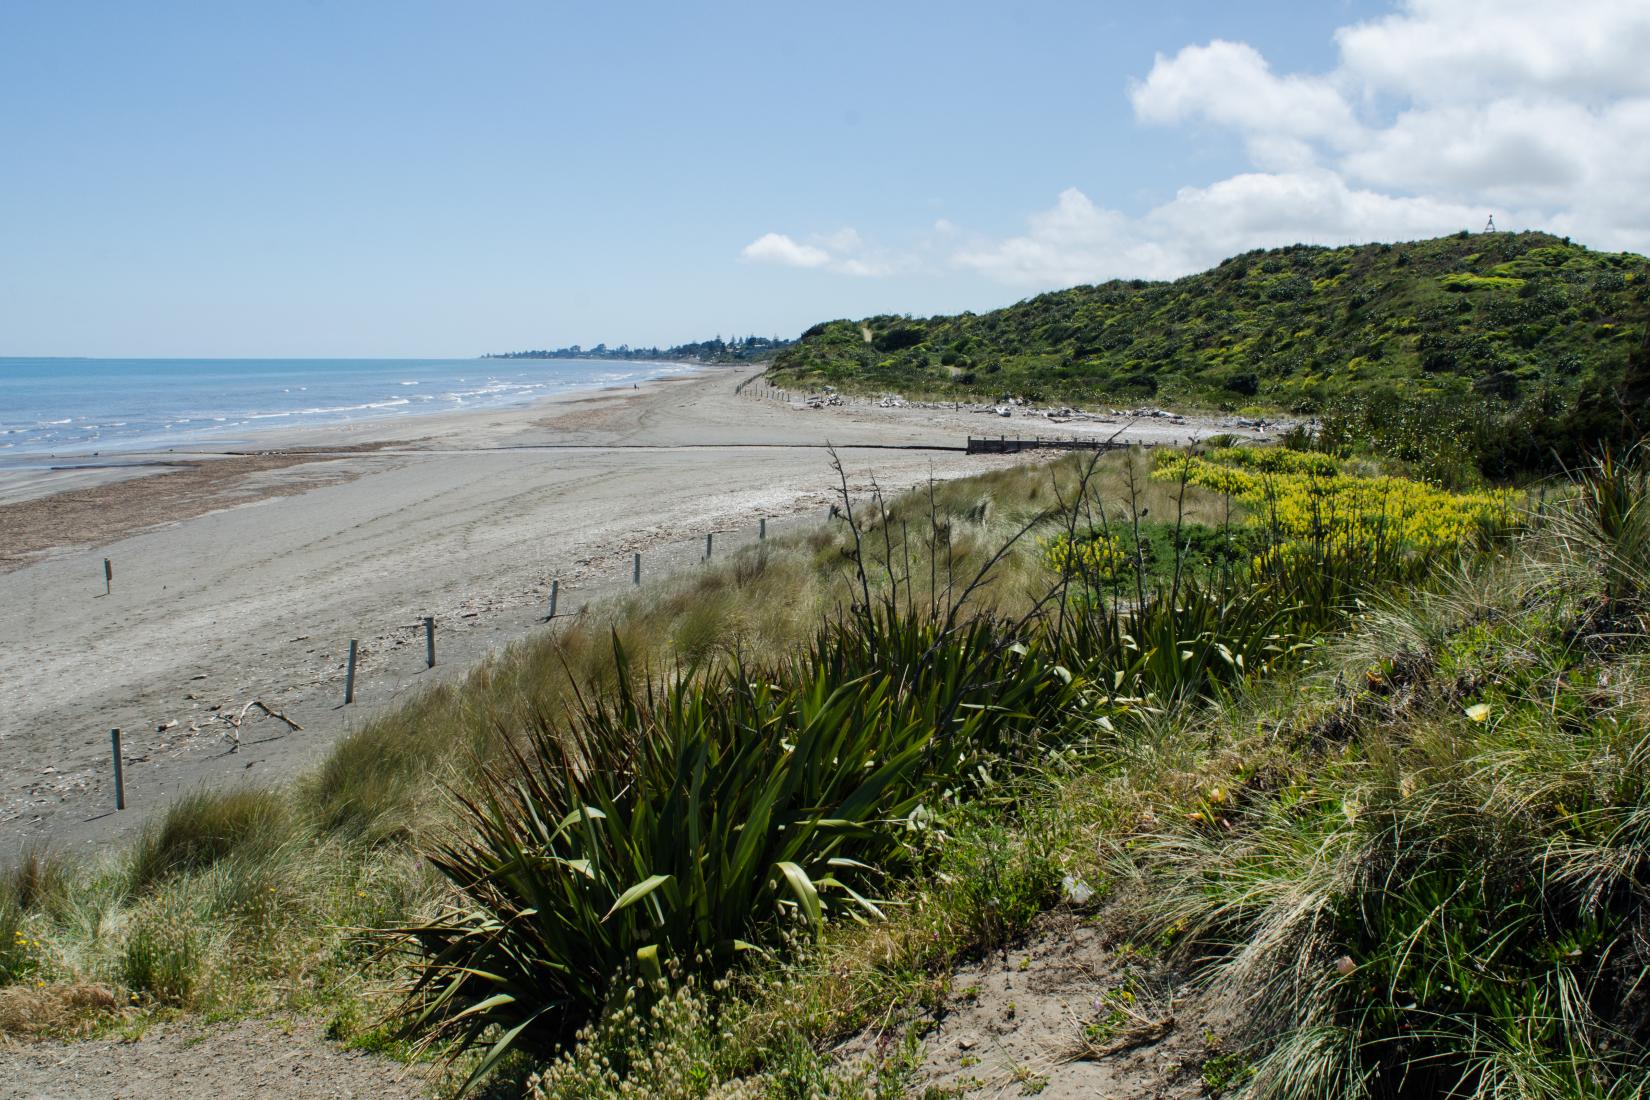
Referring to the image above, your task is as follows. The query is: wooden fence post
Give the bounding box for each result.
[344,640,358,704]
[110,728,125,811]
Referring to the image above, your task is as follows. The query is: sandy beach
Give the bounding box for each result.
[0,365,1261,858]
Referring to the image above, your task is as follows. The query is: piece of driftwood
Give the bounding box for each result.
[217,699,303,751]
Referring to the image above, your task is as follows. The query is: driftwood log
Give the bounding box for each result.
[218,700,303,751]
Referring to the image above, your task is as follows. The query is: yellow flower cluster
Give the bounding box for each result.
[1154,449,1516,557]
[1043,531,1129,578]
[1197,447,1341,477]
[8,926,44,984]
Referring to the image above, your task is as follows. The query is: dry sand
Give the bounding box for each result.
[0,366,1259,858]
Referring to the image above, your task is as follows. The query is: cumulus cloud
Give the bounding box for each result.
[1130,39,1359,160]
[958,0,1650,288]
[1344,99,1589,198]
[740,228,895,276]
[1334,0,1650,103]
[749,1,1650,289]
[952,188,1160,286]
[954,174,1494,287]
[740,232,831,269]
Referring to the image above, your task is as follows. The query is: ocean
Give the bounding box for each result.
[0,357,699,460]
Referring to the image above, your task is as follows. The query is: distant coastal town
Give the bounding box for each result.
[484,334,792,362]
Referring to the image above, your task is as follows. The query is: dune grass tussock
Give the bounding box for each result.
[126,787,299,894]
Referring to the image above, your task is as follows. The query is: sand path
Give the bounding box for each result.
[0,367,1255,857]
[2,1017,435,1100]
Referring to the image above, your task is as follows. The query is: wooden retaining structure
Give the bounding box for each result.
[966,435,1127,455]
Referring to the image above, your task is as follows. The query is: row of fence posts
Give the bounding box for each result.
[341,613,438,708]
[740,381,789,403]
[98,513,785,812]
[742,382,918,409]
[740,382,867,406]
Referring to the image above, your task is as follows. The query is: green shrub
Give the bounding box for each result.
[1439,272,1525,292]
[923,805,1064,960]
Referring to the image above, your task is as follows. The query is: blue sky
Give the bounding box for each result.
[3,1,1645,357]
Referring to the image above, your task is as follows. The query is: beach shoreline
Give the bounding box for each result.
[0,360,720,506]
[0,365,725,566]
[0,364,1265,859]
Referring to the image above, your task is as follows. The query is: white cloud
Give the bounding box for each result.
[740,227,895,276]
[959,0,1650,288]
[1334,0,1650,103]
[954,174,1491,287]
[952,188,1162,286]
[1344,98,1590,198]
[751,1,1650,290]
[1130,39,1359,165]
[1147,171,1492,255]
[817,228,865,253]
[740,232,830,269]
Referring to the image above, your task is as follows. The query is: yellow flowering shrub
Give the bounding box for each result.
[1043,531,1128,578]
[1152,448,1517,561]
[1197,447,1340,478]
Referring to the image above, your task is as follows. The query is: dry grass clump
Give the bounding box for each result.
[0,982,120,1037]
[301,682,483,845]
[6,846,69,914]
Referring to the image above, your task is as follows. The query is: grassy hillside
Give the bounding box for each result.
[769,232,1649,474]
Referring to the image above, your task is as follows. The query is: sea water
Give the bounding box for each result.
[0,357,698,460]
